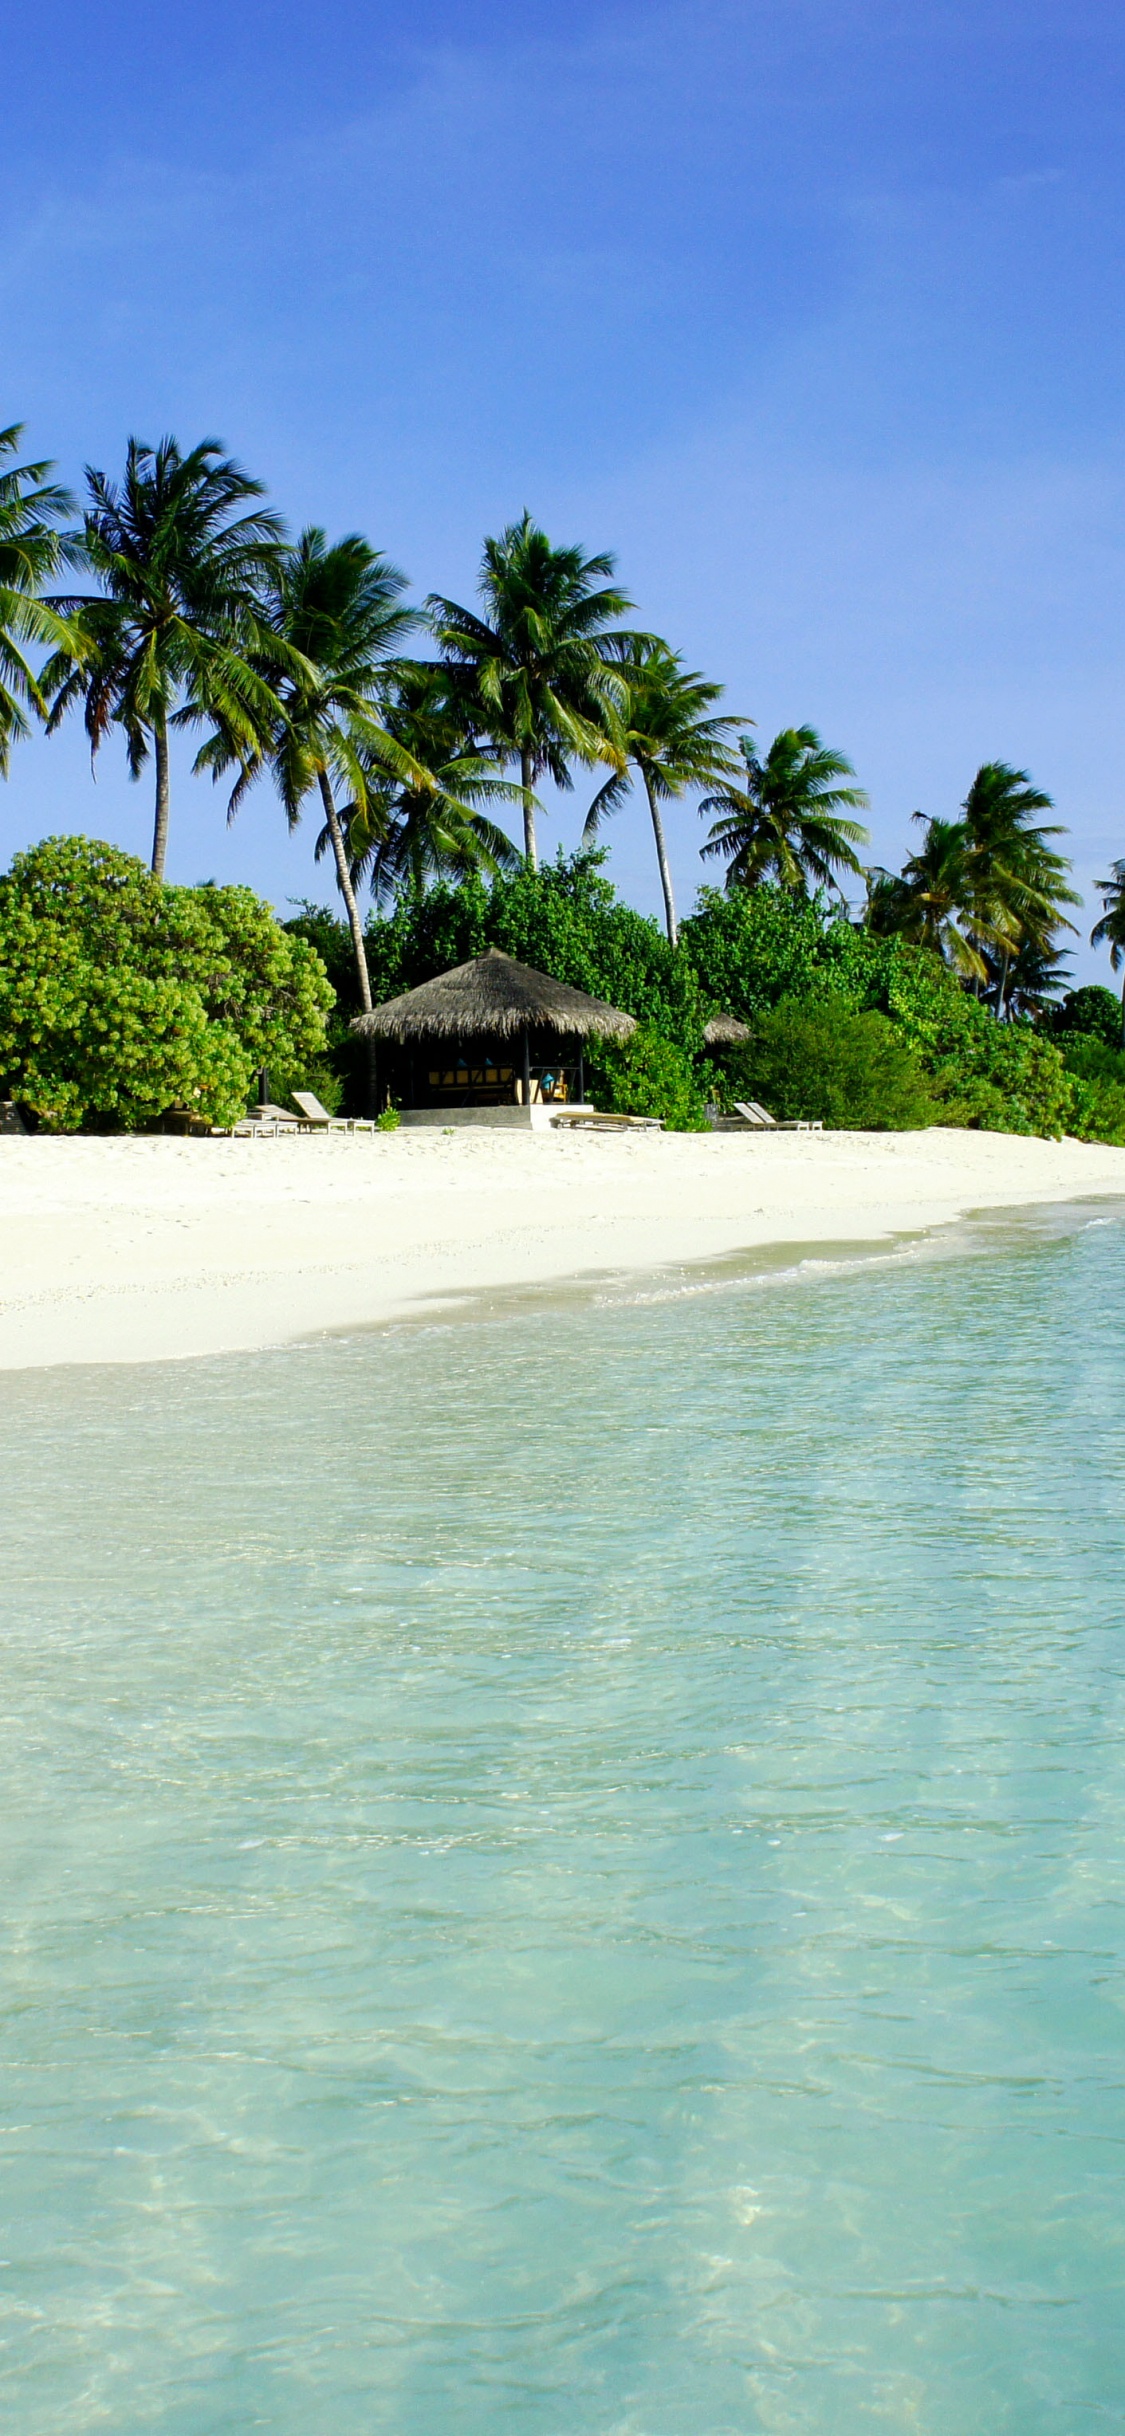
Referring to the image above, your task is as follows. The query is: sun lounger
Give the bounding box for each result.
[733,1101,824,1133]
[550,1109,664,1131]
[291,1091,376,1134]
[225,1101,300,1137]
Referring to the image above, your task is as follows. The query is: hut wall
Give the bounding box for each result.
[380,1030,584,1111]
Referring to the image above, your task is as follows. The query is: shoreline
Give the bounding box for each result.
[2,1126,1125,1372]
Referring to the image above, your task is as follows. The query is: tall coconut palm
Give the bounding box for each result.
[865,815,992,981]
[0,424,76,775]
[960,762,1078,1008]
[44,436,287,879]
[429,513,635,870]
[1090,859,1125,1042]
[700,726,869,899]
[211,527,428,1012]
[321,663,522,905]
[580,642,742,945]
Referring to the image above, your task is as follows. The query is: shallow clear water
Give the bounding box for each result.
[3,1205,1125,2433]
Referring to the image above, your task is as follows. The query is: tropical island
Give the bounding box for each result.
[4,418,1125,1363]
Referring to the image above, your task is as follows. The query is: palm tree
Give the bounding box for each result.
[429,513,635,870]
[0,425,76,775]
[987,932,1072,1021]
[45,435,287,879]
[1090,859,1125,1042]
[865,816,991,982]
[700,726,869,898]
[580,642,742,945]
[323,663,521,904]
[213,527,427,1012]
[960,763,1078,1010]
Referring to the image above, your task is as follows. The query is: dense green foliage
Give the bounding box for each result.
[1052,984,1124,1048]
[286,859,1082,1136]
[1057,1035,1125,1146]
[0,836,331,1131]
[720,999,935,1130]
[681,885,1073,1135]
[300,853,714,1050]
[586,1024,711,1131]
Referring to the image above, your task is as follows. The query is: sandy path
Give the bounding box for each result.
[2,1125,1124,1369]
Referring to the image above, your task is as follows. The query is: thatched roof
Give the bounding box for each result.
[703,1012,750,1044]
[352,947,638,1043]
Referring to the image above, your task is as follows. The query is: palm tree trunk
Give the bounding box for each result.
[318,768,373,1014]
[521,746,537,872]
[643,771,678,946]
[151,711,171,880]
[998,949,1010,1021]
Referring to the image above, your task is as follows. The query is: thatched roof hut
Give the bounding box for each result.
[352,948,637,1044]
[702,1012,749,1045]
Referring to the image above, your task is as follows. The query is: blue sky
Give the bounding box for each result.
[5,0,1124,976]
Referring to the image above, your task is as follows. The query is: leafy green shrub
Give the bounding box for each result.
[284,1055,344,1115]
[721,997,935,1129]
[680,885,838,1016]
[680,884,1074,1135]
[358,853,712,1042]
[889,987,1073,1135]
[293,864,1075,1141]
[0,837,332,1131]
[375,1106,400,1131]
[586,1023,711,1130]
[1058,1035,1125,1144]
[1052,985,1124,1049]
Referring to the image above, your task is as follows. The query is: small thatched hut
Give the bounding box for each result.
[702,1012,749,1045]
[352,947,636,1116]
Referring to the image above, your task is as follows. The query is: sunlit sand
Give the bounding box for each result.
[3,1125,1125,1369]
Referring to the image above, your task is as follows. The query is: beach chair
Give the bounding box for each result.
[230,1104,300,1137]
[733,1101,824,1134]
[550,1110,664,1132]
[291,1091,376,1135]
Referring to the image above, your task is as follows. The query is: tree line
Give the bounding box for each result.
[3,420,1125,1030]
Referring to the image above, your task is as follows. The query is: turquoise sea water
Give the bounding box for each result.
[2,1203,1125,2433]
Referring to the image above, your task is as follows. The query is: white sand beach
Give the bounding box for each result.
[2,1125,1125,1370]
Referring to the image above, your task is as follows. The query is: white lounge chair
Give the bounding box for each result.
[550,1109,664,1131]
[291,1091,376,1135]
[231,1101,300,1137]
[733,1101,823,1133]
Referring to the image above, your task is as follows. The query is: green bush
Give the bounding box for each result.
[292,864,1076,1142]
[721,997,935,1130]
[1052,984,1124,1049]
[375,1106,400,1131]
[0,836,332,1131]
[890,987,1072,1135]
[680,885,1073,1134]
[360,853,712,1044]
[586,1023,711,1130]
[1059,1035,1125,1144]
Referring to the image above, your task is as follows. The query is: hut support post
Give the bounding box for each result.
[522,1024,531,1108]
[578,1050,584,1106]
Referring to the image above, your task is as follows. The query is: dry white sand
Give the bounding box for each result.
[2,1124,1125,1370]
